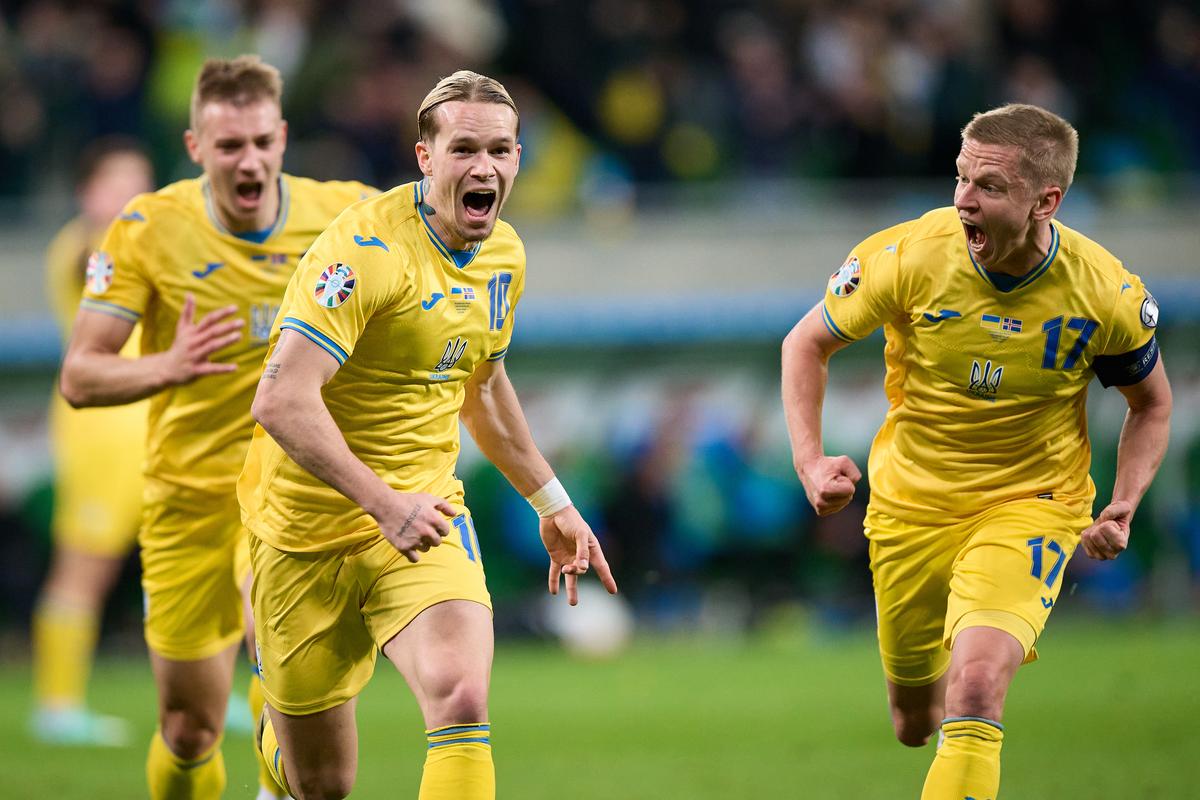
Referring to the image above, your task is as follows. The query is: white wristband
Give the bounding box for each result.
[526,477,572,518]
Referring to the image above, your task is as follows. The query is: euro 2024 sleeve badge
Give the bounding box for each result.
[315,263,357,308]
[86,251,114,295]
[828,255,861,298]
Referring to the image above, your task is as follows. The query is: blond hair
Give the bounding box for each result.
[962,104,1079,193]
[417,70,519,142]
[189,55,283,130]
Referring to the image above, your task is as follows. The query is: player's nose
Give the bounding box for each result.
[469,152,496,179]
[953,183,975,210]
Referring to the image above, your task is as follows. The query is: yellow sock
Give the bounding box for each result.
[257,708,293,798]
[249,667,287,797]
[32,599,99,708]
[147,729,226,800]
[420,723,494,800]
[921,716,1003,800]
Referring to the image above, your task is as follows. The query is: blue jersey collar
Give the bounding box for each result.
[202,175,290,243]
[414,180,480,269]
[969,223,1060,293]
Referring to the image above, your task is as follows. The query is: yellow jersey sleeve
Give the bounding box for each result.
[79,198,154,325]
[1099,271,1156,355]
[1091,271,1159,387]
[277,222,412,365]
[820,224,909,343]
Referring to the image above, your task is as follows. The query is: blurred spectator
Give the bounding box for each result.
[1,0,1197,202]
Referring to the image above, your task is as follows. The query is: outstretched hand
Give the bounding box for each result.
[797,454,862,516]
[164,293,244,385]
[1080,500,1132,560]
[540,506,618,606]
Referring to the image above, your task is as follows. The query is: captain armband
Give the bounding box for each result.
[525,477,572,518]
[1092,335,1158,387]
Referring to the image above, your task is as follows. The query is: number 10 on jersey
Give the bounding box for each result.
[488,272,512,331]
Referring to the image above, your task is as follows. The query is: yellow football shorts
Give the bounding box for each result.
[140,485,250,661]
[250,510,490,716]
[866,498,1092,687]
[48,392,147,556]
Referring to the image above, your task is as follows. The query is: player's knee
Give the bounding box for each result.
[160,708,222,759]
[946,659,1008,719]
[890,708,938,747]
[426,675,489,723]
[291,764,355,800]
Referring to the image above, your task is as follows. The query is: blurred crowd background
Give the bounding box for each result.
[4,0,1200,201]
[1,0,1199,649]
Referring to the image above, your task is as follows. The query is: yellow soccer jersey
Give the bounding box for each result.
[239,180,526,552]
[80,174,373,501]
[821,206,1159,523]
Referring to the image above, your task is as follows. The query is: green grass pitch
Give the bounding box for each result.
[1,618,1196,798]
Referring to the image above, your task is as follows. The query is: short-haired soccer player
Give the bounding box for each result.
[60,56,374,799]
[782,103,1171,800]
[32,138,153,747]
[240,70,618,800]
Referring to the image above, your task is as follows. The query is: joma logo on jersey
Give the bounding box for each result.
[968,359,1004,400]
[433,337,468,373]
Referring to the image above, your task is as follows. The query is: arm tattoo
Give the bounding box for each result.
[397,505,422,537]
[264,362,281,380]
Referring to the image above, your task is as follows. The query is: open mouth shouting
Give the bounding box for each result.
[962,219,988,258]
[462,188,496,224]
[236,179,264,209]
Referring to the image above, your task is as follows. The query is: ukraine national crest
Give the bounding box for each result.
[828,256,861,297]
[968,359,1004,400]
[433,337,469,373]
[314,263,357,308]
[86,251,114,295]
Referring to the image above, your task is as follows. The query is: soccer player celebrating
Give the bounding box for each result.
[60,57,372,799]
[782,104,1171,799]
[239,70,618,800]
[32,138,153,747]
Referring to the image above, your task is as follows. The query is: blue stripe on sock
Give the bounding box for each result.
[427,724,490,738]
[427,737,490,749]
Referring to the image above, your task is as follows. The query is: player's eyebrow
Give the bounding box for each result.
[957,162,1008,184]
[448,133,514,148]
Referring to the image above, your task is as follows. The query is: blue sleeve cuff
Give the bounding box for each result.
[821,304,856,343]
[279,317,349,364]
[80,298,141,323]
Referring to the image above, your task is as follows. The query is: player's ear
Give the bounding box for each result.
[183,129,202,166]
[1032,185,1062,222]
[415,139,433,177]
[278,119,289,150]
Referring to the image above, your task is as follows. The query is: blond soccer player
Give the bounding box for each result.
[239,71,618,800]
[60,57,372,799]
[782,104,1172,800]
